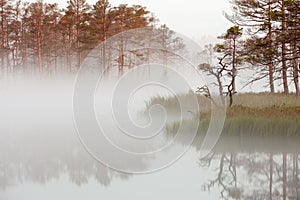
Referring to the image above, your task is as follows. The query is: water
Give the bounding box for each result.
[1,126,299,200]
[0,79,299,200]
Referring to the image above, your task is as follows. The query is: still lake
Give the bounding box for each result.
[1,123,299,200]
[0,79,299,200]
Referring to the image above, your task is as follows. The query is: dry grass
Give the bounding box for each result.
[232,92,300,108]
[148,92,300,137]
[145,92,300,117]
[226,105,300,117]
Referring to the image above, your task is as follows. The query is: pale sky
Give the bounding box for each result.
[35,0,233,45]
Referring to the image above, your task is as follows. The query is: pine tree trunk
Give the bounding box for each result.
[76,1,81,68]
[68,28,72,72]
[292,43,299,96]
[269,62,275,93]
[24,44,28,71]
[118,42,124,76]
[268,0,275,93]
[118,12,125,76]
[232,38,237,93]
[37,20,43,72]
[293,60,299,96]
[77,32,81,68]
[1,2,5,73]
[282,1,289,94]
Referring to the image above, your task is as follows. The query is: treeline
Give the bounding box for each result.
[0,0,182,75]
[213,0,300,95]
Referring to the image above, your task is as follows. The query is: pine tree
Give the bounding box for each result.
[284,0,300,96]
[281,0,289,94]
[22,1,45,72]
[226,0,279,93]
[215,26,243,94]
[9,0,22,69]
[64,0,90,68]
[109,4,154,74]
[41,3,61,74]
[89,0,112,43]
[226,0,300,94]
[0,0,13,74]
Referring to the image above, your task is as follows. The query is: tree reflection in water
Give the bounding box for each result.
[0,131,131,190]
[2,118,300,200]
[201,152,300,200]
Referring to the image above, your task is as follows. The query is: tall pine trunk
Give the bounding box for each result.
[1,1,6,74]
[232,37,237,93]
[76,1,81,68]
[37,20,43,72]
[281,1,289,94]
[292,43,299,96]
[268,0,275,93]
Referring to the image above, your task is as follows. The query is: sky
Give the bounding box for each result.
[34,0,233,46]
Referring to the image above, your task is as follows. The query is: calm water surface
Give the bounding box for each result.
[0,80,299,200]
[1,128,299,200]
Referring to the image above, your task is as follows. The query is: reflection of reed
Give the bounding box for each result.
[166,116,300,154]
[163,109,300,200]
[0,131,131,190]
[163,113,300,199]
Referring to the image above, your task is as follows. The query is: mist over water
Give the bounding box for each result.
[0,74,203,199]
[0,71,299,200]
